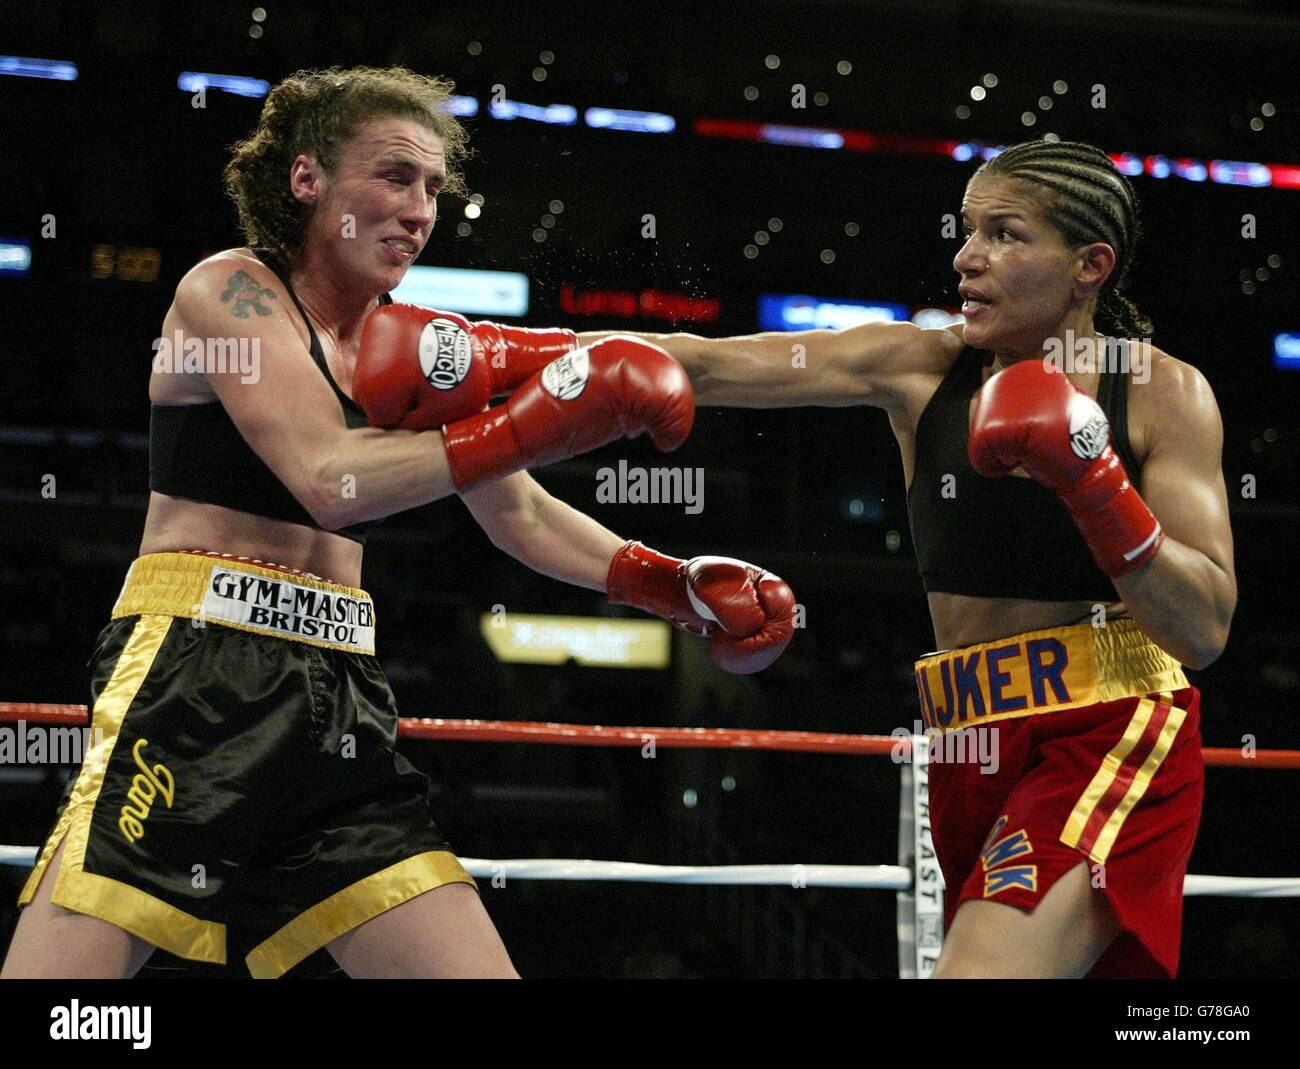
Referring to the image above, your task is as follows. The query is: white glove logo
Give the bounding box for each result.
[419,318,473,390]
[541,348,590,401]
[1068,394,1110,461]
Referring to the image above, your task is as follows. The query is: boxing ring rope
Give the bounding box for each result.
[3,702,1298,975]
[7,704,1300,766]
[0,843,1292,897]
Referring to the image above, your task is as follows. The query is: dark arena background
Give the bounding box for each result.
[1,0,1297,981]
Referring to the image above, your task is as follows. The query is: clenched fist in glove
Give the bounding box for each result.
[606,540,797,674]
[968,358,1163,577]
[353,304,577,430]
[442,336,696,493]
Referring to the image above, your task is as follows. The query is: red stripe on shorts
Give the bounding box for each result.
[1074,695,1173,857]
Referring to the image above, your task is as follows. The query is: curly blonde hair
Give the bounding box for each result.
[223,66,469,264]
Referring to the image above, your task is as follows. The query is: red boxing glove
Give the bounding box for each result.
[353,304,577,431]
[968,358,1164,577]
[471,319,579,393]
[606,540,796,674]
[443,336,694,492]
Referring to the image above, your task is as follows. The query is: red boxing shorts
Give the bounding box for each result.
[913,618,1203,978]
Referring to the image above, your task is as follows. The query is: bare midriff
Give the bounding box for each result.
[139,492,364,588]
[924,590,1126,652]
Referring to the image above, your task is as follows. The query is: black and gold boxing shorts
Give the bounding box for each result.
[19,552,475,979]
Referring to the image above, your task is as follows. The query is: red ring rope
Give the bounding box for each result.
[3,702,1296,768]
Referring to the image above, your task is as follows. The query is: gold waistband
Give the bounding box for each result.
[913,619,1186,734]
[112,552,377,655]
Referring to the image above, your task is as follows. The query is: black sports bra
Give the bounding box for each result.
[149,248,390,544]
[906,344,1141,601]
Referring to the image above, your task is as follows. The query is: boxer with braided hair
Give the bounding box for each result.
[602,138,1235,977]
[976,139,1153,337]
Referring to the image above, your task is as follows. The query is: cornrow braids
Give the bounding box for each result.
[976,140,1153,337]
[223,66,469,265]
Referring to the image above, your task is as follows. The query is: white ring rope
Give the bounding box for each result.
[458,859,912,888]
[1179,875,1300,897]
[1,845,1295,895]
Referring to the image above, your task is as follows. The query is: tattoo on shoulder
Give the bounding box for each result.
[220,271,277,319]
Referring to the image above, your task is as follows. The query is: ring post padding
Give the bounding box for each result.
[909,734,945,978]
[897,757,916,977]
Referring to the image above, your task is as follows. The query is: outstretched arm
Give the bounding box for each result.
[461,473,797,674]
[577,322,959,409]
[460,471,623,591]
